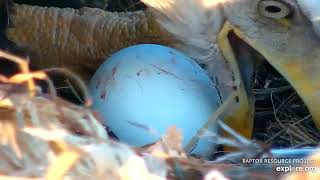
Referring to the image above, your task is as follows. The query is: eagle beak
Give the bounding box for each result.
[228,21,320,130]
[216,22,255,139]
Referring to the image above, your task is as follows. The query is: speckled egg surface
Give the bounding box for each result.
[89,44,221,156]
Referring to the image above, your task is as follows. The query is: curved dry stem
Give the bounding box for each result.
[44,67,92,107]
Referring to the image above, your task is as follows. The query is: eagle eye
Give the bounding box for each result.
[258,0,292,19]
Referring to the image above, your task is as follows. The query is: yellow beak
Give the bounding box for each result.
[216,17,320,145]
[216,22,255,140]
[226,21,320,130]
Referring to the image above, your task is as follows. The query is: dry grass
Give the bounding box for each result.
[253,62,320,148]
[2,0,320,179]
[0,50,170,179]
[0,50,283,180]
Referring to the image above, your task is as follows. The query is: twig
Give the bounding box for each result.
[44,68,92,107]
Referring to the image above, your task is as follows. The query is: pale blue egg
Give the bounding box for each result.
[89,44,221,157]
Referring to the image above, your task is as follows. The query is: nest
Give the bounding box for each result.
[253,63,320,147]
[1,48,320,180]
[1,1,320,179]
[0,50,170,179]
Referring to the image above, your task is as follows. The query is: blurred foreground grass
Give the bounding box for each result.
[12,0,320,150]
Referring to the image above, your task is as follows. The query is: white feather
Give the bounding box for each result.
[141,0,225,61]
[297,0,320,36]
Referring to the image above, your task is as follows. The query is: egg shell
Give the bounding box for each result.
[89,44,221,156]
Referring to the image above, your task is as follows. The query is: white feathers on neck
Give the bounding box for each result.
[141,0,225,48]
[296,0,320,36]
